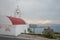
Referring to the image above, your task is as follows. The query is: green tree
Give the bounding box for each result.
[28,28,32,33]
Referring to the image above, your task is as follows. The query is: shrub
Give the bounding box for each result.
[42,27,57,39]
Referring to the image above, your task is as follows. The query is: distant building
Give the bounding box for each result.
[29,24,45,34]
[29,24,60,34]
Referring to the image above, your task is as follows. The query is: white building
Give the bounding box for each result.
[0,0,29,36]
[29,24,45,34]
[0,15,29,36]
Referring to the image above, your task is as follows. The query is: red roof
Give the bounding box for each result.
[7,16,26,25]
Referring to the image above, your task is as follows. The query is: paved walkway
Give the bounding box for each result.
[0,34,59,40]
[17,34,57,40]
[0,37,28,40]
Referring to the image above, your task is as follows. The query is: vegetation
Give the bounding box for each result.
[42,27,57,39]
[28,28,32,33]
[27,27,57,39]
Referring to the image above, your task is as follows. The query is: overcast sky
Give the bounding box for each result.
[0,0,60,24]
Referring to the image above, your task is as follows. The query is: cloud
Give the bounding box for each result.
[25,19,52,24]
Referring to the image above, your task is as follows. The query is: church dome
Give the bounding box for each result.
[0,15,26,25]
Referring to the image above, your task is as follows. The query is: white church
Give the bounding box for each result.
[0,0,29,36]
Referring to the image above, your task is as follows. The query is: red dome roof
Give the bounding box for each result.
[7,16,26,25]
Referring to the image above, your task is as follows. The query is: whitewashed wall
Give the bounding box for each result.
[15,24,29,36]
[0,25,15,36]
[0,24,29,36]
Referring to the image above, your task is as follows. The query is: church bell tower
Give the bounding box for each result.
[14,0,21,18]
